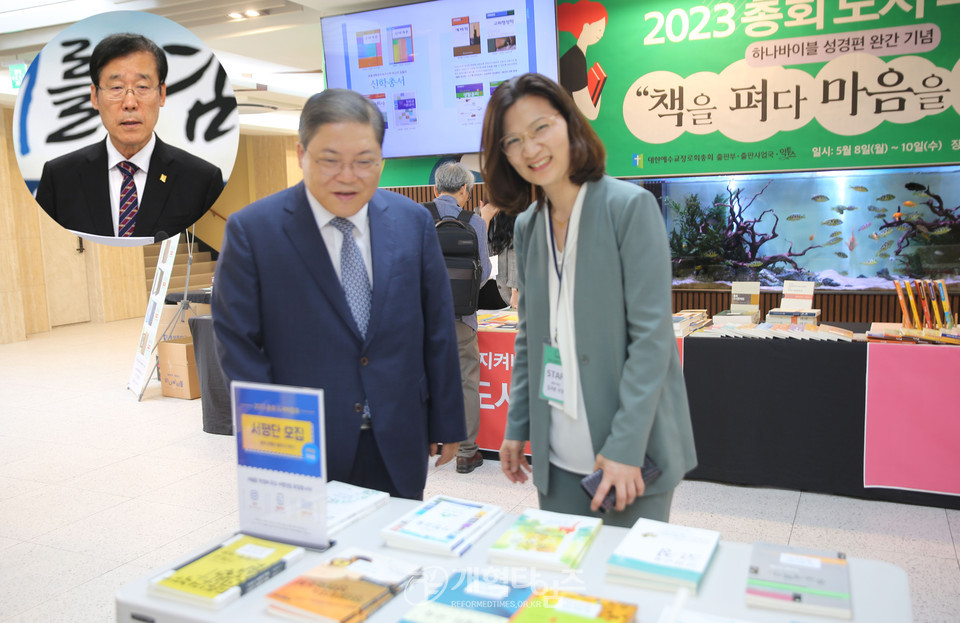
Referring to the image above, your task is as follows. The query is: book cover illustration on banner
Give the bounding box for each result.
[380,495,504,556]
[232,381,328,549]
[400,569,535,623]
[148,533,305,610]
[745,542,852,620]
[266,547,422,622]
[510,588,638,623]
[606,518,720,595]
[488,509,602,571]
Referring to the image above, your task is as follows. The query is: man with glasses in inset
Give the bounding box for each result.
[36,33,223,240]
[212,89,466,501]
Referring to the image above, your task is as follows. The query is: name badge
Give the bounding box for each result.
[540,341,564,407]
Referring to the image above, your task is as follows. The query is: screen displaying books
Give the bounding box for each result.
[321,0,559,158]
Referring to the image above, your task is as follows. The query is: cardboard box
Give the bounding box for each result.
[158,337,201,399]
[157,303,211,340]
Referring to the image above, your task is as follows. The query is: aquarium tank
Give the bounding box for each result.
[660,165,960,289]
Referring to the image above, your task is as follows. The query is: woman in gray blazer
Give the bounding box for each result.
[480,73,696,527]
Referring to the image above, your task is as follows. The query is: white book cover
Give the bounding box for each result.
[729,282,761,314]
[326,481,389,535]
[607,518,720,593]
[745,542,852,620]
[779,280,815,310]
[380,495,503,556]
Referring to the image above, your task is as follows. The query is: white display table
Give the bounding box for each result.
[116,498,912,623]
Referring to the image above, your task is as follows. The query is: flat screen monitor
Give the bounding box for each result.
[321,0,559,158]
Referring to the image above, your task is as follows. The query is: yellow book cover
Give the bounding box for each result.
[915,279,933,329]
[266,575,391,622]
[893,280,911,328]
[926,280,942,329]
[511,588,637,623]
[149,534,305,609]
[935,279,954,329]
[903,280,921,329]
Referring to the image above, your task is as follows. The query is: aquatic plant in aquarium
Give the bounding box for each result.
[663,166,960,289]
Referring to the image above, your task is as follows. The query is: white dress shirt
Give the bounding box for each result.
[105,134,155,236]
[303,186,374,286]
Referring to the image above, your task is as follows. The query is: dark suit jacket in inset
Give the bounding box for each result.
[35,136,223,240]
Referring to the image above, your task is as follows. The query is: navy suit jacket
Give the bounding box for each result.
[212,182,467,498]
[35,136,223,240]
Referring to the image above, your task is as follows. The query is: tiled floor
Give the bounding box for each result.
[0,318,957,622]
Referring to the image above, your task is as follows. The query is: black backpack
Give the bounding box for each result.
[423,201,482,317]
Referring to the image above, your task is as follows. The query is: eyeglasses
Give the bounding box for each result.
[97,84,160,101]
[308,155,382,178]
[499,114,561,157]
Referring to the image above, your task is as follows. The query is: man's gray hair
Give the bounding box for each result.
[299,89,385,147]
[435,161,476,195]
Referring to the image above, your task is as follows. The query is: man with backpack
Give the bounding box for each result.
[424,161,492,474]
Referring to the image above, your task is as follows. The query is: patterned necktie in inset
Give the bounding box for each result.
[117,161,139,237]
[330,217,372,337]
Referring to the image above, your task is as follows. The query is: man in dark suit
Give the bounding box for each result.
[212,89,466,500]
[35,33,222,240]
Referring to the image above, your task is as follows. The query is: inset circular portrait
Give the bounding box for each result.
[13,10,239,246]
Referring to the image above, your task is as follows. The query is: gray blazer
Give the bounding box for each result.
[506,175,697,497]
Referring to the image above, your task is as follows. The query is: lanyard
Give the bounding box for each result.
[547,207,567,344]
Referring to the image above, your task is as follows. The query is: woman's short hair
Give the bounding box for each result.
[480,73,605,214]
[299,89,385,148]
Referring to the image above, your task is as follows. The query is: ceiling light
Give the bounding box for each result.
[245,9,260,17]
[228,11,243,19]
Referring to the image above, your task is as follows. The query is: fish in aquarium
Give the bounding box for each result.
[830,230,843,238]
[821,218,843,226]
[867,205,884,212]
[862,259,879,265]
[857,221,873,231]
[876,194,896,201]
[786,213,806,221]
[931,226,951,235]
[746,261,764,267]
[878,228,895,238]
[913,191,931,198]
[850,185,869,192]
[835,251,848,258]
[901,212,921,221]
[902,200,917,207]
[823,237,842,246]
[880,240,894,252]
[847,233,858,251]
[878,252,891,258]
[811,194,829,202]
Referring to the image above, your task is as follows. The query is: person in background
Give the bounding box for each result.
[483,204,519,308]
[480,73,697,527]
[36,32,222,240]
[429,161,492,474]
[212,89,465,500]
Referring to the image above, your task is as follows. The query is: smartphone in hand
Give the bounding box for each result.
[579,455,662,513]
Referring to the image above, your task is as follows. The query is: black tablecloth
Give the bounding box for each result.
[188,315,232,435]
[682,336,960,510]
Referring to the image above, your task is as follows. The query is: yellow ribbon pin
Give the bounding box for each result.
[160,174,167,183]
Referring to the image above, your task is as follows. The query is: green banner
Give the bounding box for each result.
[558,0,960,177]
